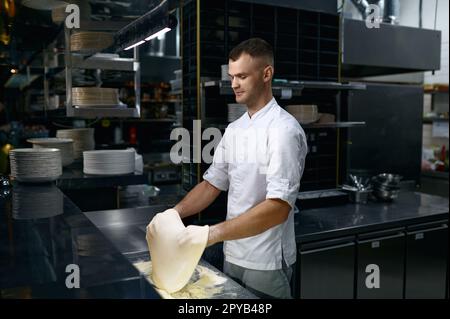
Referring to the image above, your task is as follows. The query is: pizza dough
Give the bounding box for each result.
[146,209,209,293]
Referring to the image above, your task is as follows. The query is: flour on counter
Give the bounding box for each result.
[133,261,227,299]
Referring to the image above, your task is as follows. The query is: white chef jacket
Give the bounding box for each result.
[203,97,307,271]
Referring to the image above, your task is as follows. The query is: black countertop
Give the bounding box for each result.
[0,183,159,298]
[294,191,449,243]
[56,162,148,190]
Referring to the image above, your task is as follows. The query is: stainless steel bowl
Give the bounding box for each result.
[371,173,402,202]
[373,189,399,201]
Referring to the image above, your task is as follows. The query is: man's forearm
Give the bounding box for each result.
[174,180,222,219]
[207,198,291,246]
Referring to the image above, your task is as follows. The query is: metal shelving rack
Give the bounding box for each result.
[201,79,366,129]
[64,22,141,119]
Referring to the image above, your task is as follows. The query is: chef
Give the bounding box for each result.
[150,38,307,299]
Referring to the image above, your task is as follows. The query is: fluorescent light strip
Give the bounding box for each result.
[124,40,146,51]
[144,27,171,41]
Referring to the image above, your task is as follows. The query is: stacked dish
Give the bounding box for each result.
[371,173,402,201]
[70,31,114,53]
[12,184,63,220]
[285,105,319,124]
[72,87,120,108]
[56,128,95,160]
[27,138,74,167]
[10,148,62,182]
[228,103,247,122]
[83,149,135,175]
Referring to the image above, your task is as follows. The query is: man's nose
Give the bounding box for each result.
[231,77,239,89]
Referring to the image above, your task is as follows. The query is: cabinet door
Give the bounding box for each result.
[405,222,448,299]
[299,237,355,299]
[356,229,405,299]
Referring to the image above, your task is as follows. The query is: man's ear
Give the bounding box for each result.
[263,65,273,83]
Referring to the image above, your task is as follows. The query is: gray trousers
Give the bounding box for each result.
[223,260,294,299]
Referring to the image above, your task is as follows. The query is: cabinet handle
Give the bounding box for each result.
[415,233,424,240]
[408,224,448,236]
[301,242,354,254]
[358,232,404,245]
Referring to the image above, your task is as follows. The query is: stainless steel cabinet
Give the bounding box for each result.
[356,228,405,299]
[405,221,448,299]
[298,236,355,299]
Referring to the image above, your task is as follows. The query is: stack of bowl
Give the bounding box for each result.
[27,137,74,167]
[56,128,95,160]
[371,173,402,201]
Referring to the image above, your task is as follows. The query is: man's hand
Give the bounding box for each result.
[206,225,221,247]
[177,225,210,248]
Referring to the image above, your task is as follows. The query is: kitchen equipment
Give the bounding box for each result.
[371,173,402,201]
[83,149,135,175]
[348,189,371,204]
[56,128,95,160]
[27,137,74,167]
[343,174,372,204]
[9,148,62,182]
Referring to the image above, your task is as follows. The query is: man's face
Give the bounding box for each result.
[228,53,271,105]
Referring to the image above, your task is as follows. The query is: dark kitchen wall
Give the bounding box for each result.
[344,82,423,183]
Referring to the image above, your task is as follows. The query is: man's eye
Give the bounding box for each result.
[240,76,246,80]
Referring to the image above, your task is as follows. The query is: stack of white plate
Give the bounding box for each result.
[12,184,63,220]
[228,103,247,122]
[285,105,319,124]
[56,128,95,160]
[27,138,74,167]
[83,149,135,175]
[72,87,120,108]
[70,31,114,53]
[10,148,62,183]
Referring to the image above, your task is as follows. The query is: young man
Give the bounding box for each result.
[155,38,307,298]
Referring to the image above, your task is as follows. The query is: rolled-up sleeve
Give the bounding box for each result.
[265,124,307,209]
[203,130,229,191]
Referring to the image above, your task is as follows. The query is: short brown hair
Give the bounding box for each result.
[229,38,274,66]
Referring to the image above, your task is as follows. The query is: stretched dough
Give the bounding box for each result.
[146,209,209,293]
